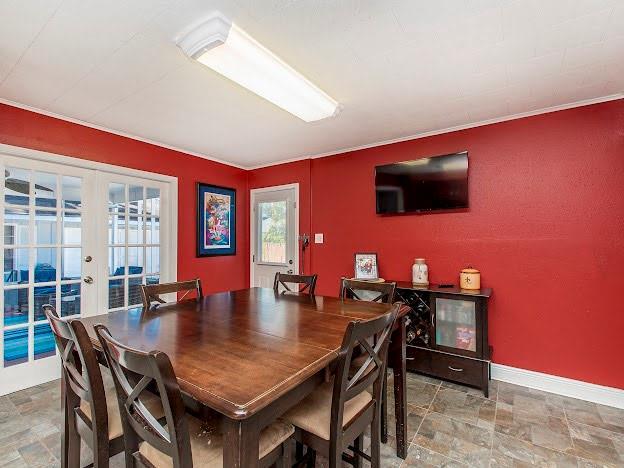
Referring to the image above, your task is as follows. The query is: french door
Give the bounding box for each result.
[96,173,172,315]
[0,152,174,395]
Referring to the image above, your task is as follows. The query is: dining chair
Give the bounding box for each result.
[94,324,294,468]
[273,272,318,295]
[339,278,397,445]
[141,279,203,310]
[283,303,400,468]
[44,304,125,468]
[339,277,396,303]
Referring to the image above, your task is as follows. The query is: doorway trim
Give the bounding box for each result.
[249,183,299,288]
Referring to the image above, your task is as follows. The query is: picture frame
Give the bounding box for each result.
[196,183,236,257]
[354,252,378,280]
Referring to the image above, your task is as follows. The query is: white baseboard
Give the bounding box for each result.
[491,363,624,409]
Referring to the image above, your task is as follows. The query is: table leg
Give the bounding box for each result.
[389,316,407,459]
[222,416,260,468]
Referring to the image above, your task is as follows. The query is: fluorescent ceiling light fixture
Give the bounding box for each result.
[177,13,340,122]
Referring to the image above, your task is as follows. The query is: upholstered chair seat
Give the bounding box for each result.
[139,417,294,467]
[283,380,372,440]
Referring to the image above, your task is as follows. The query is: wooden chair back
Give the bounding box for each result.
[331,303,400,461]
[141,279,203,310]
[339,278,396,304]
[43,304,112,463]
[273,272,318,295]
[95,324,192,468]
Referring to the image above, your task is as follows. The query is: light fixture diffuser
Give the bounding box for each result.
[177,13,339,122]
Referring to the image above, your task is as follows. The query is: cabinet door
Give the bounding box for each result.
[432,295,482,357]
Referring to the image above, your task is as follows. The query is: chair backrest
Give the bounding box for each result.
[140,279,203,310]
[43,305,109,439]
[273,272,318,295]
[339,278,396,304]
[331,303,400,452]
[95,325,192,468]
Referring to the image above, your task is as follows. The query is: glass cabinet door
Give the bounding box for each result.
[434,297,477,353]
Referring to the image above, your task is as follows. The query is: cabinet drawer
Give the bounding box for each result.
[407,346,486,387]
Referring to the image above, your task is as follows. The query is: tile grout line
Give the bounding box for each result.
[492,383,624,465]
[562,403,577,458]
[404,381,480,467]
[408,381,507,467]
[488,382,498,468]
[494,382,573,459]
[398,380,442,468]
[564,416,624,440]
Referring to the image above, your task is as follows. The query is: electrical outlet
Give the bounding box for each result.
[314,233,324,244]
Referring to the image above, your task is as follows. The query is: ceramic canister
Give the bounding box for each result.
[460,267,481,290]
[412,258,429,286]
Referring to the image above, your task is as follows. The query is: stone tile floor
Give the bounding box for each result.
[1,372,623,467]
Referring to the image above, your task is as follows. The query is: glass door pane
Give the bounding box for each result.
[435,298,477,352]
[258,200,287,264]
[2,165,87,371]
[107,182,161,312]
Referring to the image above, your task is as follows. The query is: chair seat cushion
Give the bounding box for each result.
[80,366,164,439]
[138,416,294,467]
[283,380,372,440]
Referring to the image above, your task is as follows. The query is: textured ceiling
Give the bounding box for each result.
[1,0,622,168]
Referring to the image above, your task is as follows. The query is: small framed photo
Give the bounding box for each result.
[354,253,378,280]
[196,183,236,257]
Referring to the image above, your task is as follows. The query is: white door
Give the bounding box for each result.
[1,155,96,393]
[96,173,173,314]
[0,152,176,395]
[251,185,298,288]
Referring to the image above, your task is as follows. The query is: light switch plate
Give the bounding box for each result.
[314,233,324,244]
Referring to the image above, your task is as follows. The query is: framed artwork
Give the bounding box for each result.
[354,252,378,280]
[196,183,236,257]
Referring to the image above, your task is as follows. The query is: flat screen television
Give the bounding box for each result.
[375,151,468,214]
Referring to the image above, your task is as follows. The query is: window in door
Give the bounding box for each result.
[258,200,287,264]
[3,168,84,367]
[107,183,160,312]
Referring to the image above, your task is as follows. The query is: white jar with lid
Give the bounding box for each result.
[412,258,429,286]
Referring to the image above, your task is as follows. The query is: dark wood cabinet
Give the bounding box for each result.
[392,282,493,397]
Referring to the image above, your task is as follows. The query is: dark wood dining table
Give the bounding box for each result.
[80,287,410,466]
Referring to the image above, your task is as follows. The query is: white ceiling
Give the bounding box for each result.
[1,0,622,168]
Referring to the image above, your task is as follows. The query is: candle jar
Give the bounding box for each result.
[412,258,429,286]
[460,267,481,290]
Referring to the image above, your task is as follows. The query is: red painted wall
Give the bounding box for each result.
[3,99,623,389]
[250,99,624,389]
[0,103,249,294]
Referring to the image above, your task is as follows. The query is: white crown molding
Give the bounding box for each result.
[491,363,624,409]
[0,98,246,170]
[247,93,624,170]
[2,94,622,171]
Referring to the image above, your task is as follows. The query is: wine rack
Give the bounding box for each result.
[394,288,432,347]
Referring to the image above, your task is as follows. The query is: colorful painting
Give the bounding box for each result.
[197,183,236,256]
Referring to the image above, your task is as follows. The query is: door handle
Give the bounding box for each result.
[288,259,293,265]
[287,270,293,274]
[84,255,93,263]
[83,276,94,284]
